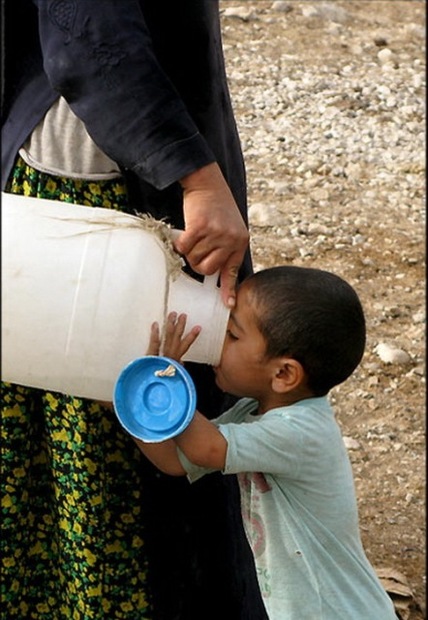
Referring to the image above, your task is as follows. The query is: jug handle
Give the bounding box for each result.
[171,229,221,290]
[202,272,220,290]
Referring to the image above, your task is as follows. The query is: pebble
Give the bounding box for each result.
[222,6,254,21]
[374,36,388,47]
[310,188,329,202]
[377,48,394,64]
[343,436,361,450]
[301,2,349,24]
[248,203,280,227]
[375,343,411,365]
[271,1,292,13]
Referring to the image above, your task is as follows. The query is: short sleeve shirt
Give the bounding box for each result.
[180,397,397,619]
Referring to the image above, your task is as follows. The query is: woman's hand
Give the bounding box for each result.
[146,312,201,362]
[175,162,249,309]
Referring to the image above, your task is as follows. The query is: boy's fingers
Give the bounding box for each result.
[178,325,201,356]
[146,321,161,355]
[166,311,178,328]
[161,313,201,360]
[164,312,187,347]
[175,313,188,336]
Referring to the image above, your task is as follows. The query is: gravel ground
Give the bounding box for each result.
[220,2,425,618]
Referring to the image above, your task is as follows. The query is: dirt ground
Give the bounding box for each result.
[220,2,425,618]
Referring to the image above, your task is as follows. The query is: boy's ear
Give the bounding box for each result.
[271,358,306,394]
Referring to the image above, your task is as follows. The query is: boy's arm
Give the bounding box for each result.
[132,412,227,476]
[174,413,227,471]
[132,436,186,476]
[155,312,227,469]
[131,314,205,476]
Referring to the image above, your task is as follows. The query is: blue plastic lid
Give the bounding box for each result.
[113,356,196,442]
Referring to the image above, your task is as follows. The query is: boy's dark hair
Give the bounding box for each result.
[246,266,366,396]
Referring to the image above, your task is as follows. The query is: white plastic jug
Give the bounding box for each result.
[1,192,229,401]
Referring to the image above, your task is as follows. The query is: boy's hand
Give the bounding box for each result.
[146,312,201,363]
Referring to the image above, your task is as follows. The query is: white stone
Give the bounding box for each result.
[222,7,253,21]
[272,1,292,13]
[302,2,349,23]
[248,204,280,227]
[311,188,330,202]
[377,48,394,64]
[343,436,361,450]
[375,343,411,365]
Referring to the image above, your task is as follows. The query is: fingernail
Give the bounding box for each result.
[227,296,236,309]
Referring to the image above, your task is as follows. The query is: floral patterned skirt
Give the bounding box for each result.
[1,158,153,619]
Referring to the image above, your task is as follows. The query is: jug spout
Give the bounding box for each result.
[167,272,229,366]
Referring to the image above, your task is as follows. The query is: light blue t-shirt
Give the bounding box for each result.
[179,397,397,620]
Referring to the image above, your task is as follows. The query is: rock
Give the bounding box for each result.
[404,23,425,39]
[412,311,425,324]
[307,222,329,235]
[301,2,349,23]
[222,6,254,21]
[377,48,394,64]
[374,35,388,47]
[375,343,411,365]
[271,1,293,13]
[248,204,281,227]
[343,436,361,450]
[310,188,330,202]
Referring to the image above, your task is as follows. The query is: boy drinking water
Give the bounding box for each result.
[128,266,397,619]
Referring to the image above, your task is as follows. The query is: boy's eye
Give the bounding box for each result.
[226,330,238,341]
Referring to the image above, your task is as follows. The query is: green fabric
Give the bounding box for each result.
[1,158,152,619]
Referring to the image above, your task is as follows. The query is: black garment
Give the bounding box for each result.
[2,1,246,209]
[1,1,266,618]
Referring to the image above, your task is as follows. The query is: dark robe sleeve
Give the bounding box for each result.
[33,0,215,190]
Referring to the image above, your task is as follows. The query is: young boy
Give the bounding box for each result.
[132,266,398,619]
